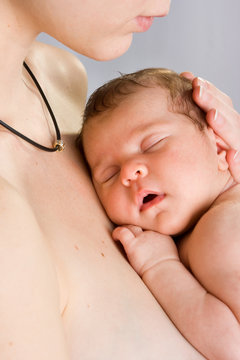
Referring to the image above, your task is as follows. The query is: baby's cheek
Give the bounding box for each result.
[104,195,124,225]
[169,146,193,165]
[169,147,205,182]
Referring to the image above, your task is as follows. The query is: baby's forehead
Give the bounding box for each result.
[85,85,169,123]
[83,94,170,146]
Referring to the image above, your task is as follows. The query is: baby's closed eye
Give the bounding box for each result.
[141,134,169,153]
[96,166,120,184]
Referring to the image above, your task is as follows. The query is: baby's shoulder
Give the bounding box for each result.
[180,184,240,267]
[202,184,240,230]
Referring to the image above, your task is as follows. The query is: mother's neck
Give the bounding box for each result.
[0,0,39,115]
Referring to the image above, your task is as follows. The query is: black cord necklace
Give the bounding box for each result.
[0,61,65,152]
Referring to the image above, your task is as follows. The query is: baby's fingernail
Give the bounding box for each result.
[233,150,240,162]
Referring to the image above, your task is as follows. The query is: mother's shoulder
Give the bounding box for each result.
[27,41,87,83]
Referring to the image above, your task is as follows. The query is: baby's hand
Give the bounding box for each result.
[112,225,179,277]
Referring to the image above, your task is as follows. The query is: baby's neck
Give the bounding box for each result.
[176,172,236,240]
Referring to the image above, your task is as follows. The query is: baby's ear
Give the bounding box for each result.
[207,127,229,172]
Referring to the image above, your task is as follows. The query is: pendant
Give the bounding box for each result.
[55,139,65,152]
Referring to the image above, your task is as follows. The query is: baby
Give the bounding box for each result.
[79,68,240,360]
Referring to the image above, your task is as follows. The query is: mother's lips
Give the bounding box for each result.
[135,16,154,32]
[140,193,165,212]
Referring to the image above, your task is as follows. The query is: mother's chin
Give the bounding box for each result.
[80,33,134,62]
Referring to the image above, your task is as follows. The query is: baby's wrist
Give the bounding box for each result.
[141,256,180,282]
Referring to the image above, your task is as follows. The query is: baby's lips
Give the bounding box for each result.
[140,193,165,212]
[135,189,165,211]
[135,189,151,208]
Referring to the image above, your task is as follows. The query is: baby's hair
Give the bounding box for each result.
[77,68,206,147]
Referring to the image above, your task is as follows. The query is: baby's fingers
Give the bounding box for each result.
[124,225,143,236]
[112,226,145,274]
[112,226,141,248]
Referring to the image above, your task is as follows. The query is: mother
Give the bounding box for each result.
[1,0,239,359]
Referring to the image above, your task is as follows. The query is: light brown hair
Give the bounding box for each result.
[77,68,206,148]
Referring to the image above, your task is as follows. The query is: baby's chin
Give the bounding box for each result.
[155,218,199,237]
[139,217,195,237]
[112,213,195,237]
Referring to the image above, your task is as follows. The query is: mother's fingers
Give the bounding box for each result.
[181,72,233,107]
[199,86,240,183]
[180,71,194,81]
[227,149,240,183]
[192,77,233,108]
[181,72,240,183]
[208,108,240,152]
[205,108,240,150]
[190,84,240,150]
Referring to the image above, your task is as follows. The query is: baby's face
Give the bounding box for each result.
[83,87,225,235]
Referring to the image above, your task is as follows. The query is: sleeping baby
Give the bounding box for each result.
[79,68,240,360]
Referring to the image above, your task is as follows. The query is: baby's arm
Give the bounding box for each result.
[182,201,240,324]
[113,225,240,360]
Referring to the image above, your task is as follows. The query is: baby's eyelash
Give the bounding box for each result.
[101,169,119,183]
[143,137,166,152]
[145,139,162,150]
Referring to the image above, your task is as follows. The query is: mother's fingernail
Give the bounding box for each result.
[197,77,207,89]
[213,109,218,121]
[212,109,224,125]
[233,150,240,162]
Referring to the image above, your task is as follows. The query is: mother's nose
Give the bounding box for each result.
[121,161,148,187]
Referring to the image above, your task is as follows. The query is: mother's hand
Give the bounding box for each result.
[181,72,240,182]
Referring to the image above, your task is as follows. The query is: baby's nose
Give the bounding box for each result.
[121,162,148,187]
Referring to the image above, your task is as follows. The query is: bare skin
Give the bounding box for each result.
[0,42,206,359]
[1,0,240,358]
[112,185,240,360]
[0,0,206,358]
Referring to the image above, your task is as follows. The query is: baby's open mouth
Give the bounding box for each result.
[140,193,165,211]
[143,194,158,204]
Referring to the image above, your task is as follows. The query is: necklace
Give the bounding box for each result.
[0,61,65,152]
